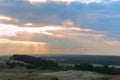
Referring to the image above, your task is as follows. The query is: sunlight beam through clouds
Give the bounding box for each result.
[0,21,107,55]
[1,0,120,55]
[0,38,48,55]
[0,38,45,45]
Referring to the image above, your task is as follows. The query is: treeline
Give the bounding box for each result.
[66,64,120,75]
[3,54,120,75]
[9,54,60,70]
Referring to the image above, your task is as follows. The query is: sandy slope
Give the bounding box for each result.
[41,70,109,80]
[0,69,115,80]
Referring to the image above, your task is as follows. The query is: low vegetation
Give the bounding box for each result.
[67,64,120,75]
[1,54,120,75]
[51,77,59,80]
[9,54,60,70]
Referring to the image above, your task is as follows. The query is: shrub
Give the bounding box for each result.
[51,77,59,80]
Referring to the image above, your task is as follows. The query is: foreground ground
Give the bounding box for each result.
[1,68,118,80]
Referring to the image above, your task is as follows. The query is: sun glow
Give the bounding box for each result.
[0,16,12,21]
[23,26,63,33]
[0,24,63,36]
[0,38,48,54]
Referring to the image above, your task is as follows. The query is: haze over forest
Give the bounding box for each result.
[0,0,120,55]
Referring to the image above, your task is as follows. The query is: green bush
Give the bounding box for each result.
[74,64,120,75]
[51,77,59,80]
[10,54,60,70]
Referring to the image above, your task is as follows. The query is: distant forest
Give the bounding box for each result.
[1,54,120,75]
[46,55,120,65]
[9,54,60,70]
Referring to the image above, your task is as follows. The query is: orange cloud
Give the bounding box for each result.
[0,38,45,45]
[0,16,12,21]
[105,41,120,46]
[0,38,48,55]
[0,23,93,38]
[0,15,18,22]
[24,23,33,26]
[42,32,66,38]
[0,20,107,55]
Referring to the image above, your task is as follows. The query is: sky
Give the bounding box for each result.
[0,0,120,55]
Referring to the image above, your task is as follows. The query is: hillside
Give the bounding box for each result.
[0,69,110,80]
[1,54,120,75]
[1,54,120,80]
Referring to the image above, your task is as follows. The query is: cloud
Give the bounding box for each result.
[105,41,120,46]
[1,0,120,32]
[0,16,12,21]
[24,23,33,26]
[0,19,105,40]
[0,0,120,55]
[0,23,63,36]
[63,19,74,26]
[0,38,48,55]
[0,20,109,55]
[0,15,18,22]
[0,21,93,38]
[0,24,20,36]
[0,38,45,45]
[27,0,119,4]
[0,18,109,55]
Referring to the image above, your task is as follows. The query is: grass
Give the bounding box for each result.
[0,68,113,80]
